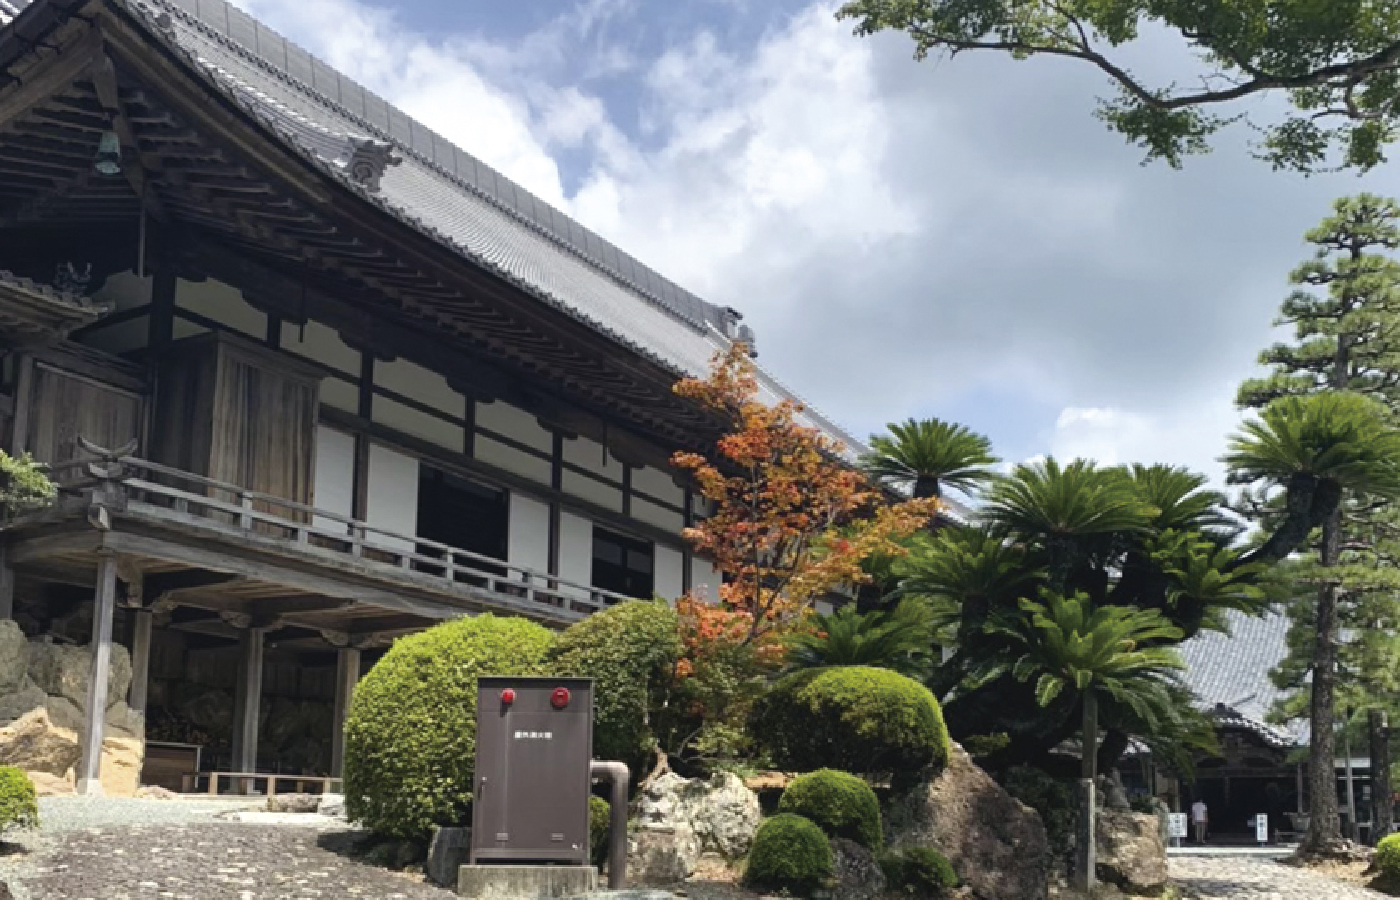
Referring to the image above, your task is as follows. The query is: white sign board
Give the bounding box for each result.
[1255,814,1269,843]
[1168,813,1188,839]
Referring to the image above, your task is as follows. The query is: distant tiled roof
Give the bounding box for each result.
[1180,609,1307,746]
[0,0,868,454]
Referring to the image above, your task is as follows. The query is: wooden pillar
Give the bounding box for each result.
[127,609,153,716]
[330,647,361,779]
[0,544,14,620]
[77,552,119,796]
[232,627,265,783]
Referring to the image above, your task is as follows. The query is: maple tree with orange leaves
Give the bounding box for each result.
[671,343,940,643]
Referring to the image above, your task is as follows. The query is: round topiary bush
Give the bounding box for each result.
[1378,833,1400,880]
[0,766,37,832]
[879,847,958,898]
[744,813,834,895]
[343,614,555,839]
[750,666,950,776]
[778,768,882,849]
[550,600,681,776]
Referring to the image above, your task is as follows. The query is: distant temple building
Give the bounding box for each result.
[0,0,864,795]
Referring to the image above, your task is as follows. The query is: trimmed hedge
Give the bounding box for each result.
[778,769,882,849]
[744,813,833,895]
[343,614,555,839]
[751,666,950,776]
[549,600,681,776]
[1378,833,1400,880]
[0,766,37,832]
[880,847,958,898]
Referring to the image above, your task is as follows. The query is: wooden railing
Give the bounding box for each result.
[41,446,637,619]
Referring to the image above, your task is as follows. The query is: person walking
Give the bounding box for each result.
[1191,798,1209,844]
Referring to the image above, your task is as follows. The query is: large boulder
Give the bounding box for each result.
[634,772,761,859]
[100,735,143,797]
[627,825,702,886]
[1096,809,1168,896]
[830,838,886,900]
[27,640,131,709]
[0,679,46,726]
[0,708,80,776]
[26,770,75,797]
[0,620,27,694]
[887,744,1052,900]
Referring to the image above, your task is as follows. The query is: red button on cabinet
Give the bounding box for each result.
[551,687,571,709]
[500,688,516,705]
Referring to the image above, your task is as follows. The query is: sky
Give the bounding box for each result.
[229,0,1399,487]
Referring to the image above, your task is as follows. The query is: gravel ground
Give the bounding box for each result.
[0,798,455,900]
[1171,855,1392,899]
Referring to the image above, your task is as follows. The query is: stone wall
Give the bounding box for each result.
[0,619,144,795]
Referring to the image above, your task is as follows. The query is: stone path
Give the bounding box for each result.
[2,822,456,900]
[1171,856,1390,899]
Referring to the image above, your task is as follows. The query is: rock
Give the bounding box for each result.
[26,770,75,797]
[427,826,471,887]
[627,825,703,886]
[134,785,180,800]
[830,838,886,900]
[1095,809,1168,896]
[0,881,12,900]
[0,679,46,726]
[0,620,27,695]
[27,640,132,710]
[634,771,761,860]
[0,709,80,776]
[45,694,82,733]
[318,793,346,817]
[267,793,320,813]
[100,735,143,797]
[887,743,1052,900]
[106,701,145,739]
[393,839,427,870]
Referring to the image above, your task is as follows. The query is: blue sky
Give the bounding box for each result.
[233,0,1398,486]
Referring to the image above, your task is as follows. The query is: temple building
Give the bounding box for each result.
[0,0,864,794]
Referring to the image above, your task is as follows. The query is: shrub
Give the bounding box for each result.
[750,666,950,776]
[0,766,38,832]
[343,614,555,839]
[589,795,611,866]
[778,769,882,849]
[744,813,833,895]
[1378,833,1400,880]
[0,451,54,516]
[879,847,958,898]
[550,600,681,776]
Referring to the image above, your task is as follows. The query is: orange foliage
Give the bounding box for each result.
[671,344,940,641]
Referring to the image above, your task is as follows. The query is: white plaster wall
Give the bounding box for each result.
[632,497,684,533]
[176,278,266,339]
[654,545,684,603]
[562,435,624,479]
[373,394,462,450]
[558,511,593,593]
[691,558,720,603]
[477,434,551,484]
[319,376,359,414]
[508,493,551,575]
[375,358,463,415]
[476,401,553,453]
[632,465,683,506]
[284,320,360,377]
[563,469,622,513]
[366,443,419,553]
[92,271,151,312]
[312,425,355,532]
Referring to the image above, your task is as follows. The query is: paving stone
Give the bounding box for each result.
[1170,856,1389,899]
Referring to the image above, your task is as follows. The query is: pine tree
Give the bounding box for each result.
[1237,193,1400,852]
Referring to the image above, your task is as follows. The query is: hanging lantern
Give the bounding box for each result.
[94,131,122,176]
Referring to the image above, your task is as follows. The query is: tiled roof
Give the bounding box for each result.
[0,0,868,454]
[1179,608,1307,746]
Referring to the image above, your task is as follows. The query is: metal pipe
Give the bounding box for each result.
[590,760,629,889]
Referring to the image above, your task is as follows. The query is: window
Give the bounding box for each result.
[592,527,653,599]
[416,465,509,570]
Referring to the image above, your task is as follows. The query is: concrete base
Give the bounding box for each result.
[458,865,598,900]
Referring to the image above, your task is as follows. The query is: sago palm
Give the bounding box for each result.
[1000,590,1184,780]
[862,418,999,499]
[784,599,936,677]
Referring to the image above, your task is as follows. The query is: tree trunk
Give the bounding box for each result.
[1372,709,1393,845]
[1083,691,1098,781]
[1302,507,1344,854]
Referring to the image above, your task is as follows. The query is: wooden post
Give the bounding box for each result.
[330,646,361,778]
[128,609,153,716]
[0,544,13,620]
[1372,709,1393,844]
[77,552,119,796]
[231,626,265,790]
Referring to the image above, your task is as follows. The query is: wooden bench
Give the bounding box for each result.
[182,772,343,797]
